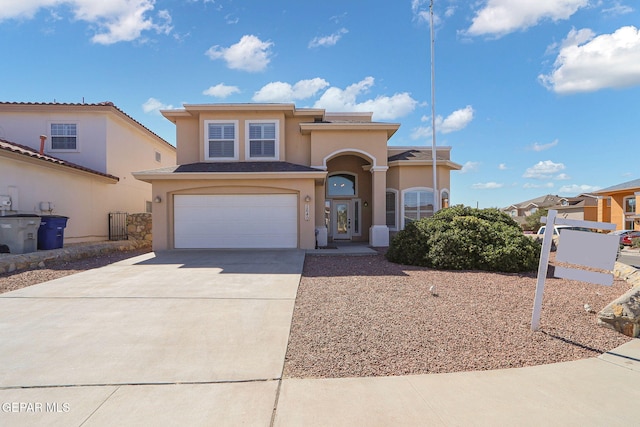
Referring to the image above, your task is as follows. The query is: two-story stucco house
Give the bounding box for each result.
[134,103,461,250]
[0,102,176,243]
[594,178,640,231]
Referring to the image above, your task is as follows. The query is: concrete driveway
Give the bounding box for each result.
[0,249,304,426]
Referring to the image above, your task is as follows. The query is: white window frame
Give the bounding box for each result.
[204,120,238,161]
[245,120,279,161]
[401,187,435,229]
[386,189,398,231]
[623,196,636,214]
[49,122,79,152]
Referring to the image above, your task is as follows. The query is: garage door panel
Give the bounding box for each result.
[174,195,298,249]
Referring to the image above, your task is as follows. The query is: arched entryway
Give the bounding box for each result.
[325,154,373,243]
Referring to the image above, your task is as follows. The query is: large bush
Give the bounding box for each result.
[386,205,540,272]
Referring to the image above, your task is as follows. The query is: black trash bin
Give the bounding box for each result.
[37,215,69,250]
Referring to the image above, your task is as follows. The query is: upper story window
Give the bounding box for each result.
[624,196,636,213]
[155,151,161,162]
[50,123,77,150]
[205,120,238,161]
[246,121,278,160]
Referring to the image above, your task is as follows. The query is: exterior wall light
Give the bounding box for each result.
[154,196,162,203]
[305,195,311,202]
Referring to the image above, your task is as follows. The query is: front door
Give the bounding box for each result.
[333,201,352,240]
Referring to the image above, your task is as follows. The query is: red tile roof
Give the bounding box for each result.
[0,138,119,181]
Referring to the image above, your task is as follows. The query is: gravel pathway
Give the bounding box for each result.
[1,250,631,379]
[283,254,632,378]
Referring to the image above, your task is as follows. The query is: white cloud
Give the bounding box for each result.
[523,160,565,179]
[206,35,273,72]
[472,182,503,189]
[539,26,640,93]
[498,163,508,170]
[467,0,587,38]
[602,2,634,16]
[0,0,173,44]
[313,77,417,120]
[530,139,558,151]
[203,83,240,98]
[439,105,474,134]
[460,161,480,174]
[558,184,601,194]
[555,173,571,181]
[142,97,173,114]
[308,28,348,48]
[253,78,330,103]
[411,0,430,23]
[523,182,555,189]
[410,106,474,139]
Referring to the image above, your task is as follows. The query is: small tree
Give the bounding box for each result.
[523,208,548,232]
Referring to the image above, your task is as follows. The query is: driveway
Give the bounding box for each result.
[0,249,304,426]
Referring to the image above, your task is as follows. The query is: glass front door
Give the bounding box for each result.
[333,201,351,240]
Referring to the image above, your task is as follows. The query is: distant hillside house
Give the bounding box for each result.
[502,194,569,226]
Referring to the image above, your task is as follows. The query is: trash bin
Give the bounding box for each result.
[0,214,42,254]
[37,215,69,250]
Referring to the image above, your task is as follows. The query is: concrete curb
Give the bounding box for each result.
[0,240,150,274]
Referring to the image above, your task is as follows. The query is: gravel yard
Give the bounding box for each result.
[283,254,632,378]
[1,249,632,379]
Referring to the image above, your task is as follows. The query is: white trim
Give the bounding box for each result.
[48,121,80,152]
[401,187,435,230]
[245,119,280,161]
[370,166,388,173]
[204,120,238,161]
[322,148,377,169]
[385,189,399,231]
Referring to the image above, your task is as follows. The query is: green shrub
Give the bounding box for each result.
[386,205,540,272]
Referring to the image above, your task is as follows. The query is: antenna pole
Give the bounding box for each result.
[430,0,439,212]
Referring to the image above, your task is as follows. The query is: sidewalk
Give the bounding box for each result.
[274,339,640,426]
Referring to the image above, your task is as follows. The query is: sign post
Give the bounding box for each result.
[531,210,618,331]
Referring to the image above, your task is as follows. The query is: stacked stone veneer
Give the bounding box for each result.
[127,213,152,243]
[597,262,640,338]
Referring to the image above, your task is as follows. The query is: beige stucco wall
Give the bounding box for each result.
[106,116,176,213]
[148,178,317,250]
[310,130,388,169]
[0,155,117,243]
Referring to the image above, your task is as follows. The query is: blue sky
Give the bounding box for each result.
[1,0,639,208]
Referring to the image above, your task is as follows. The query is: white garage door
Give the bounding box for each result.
[174,194,298,249]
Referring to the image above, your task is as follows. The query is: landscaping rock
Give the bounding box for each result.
[597,286,640,338]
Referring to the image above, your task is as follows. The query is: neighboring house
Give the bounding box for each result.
[502,194,568,226]
[134,103,461,250]
[0,102,176,243]
[594,178,640,231]
[548,193,598,222]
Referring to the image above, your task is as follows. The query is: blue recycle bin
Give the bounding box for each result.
[37,215,69,250]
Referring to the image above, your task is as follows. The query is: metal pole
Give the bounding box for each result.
[430,0,439,212]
